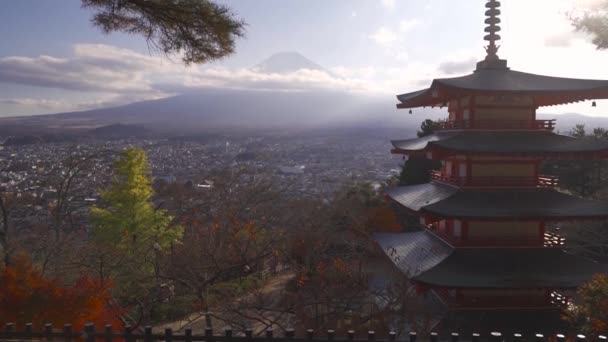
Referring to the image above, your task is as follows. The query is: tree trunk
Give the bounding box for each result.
[0,194,10,267]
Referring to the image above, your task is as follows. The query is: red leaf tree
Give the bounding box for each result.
[0,255,122,330]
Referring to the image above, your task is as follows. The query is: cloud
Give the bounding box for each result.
[0,44,168,95]
[438,58,477,75]
[0,44,379,96]
[0,43,459,116]
[545,34,575,47]
[0,98,67,109]
[399,19,421,33]
[381,0,396,10]
[0,93,171,114]
[0,43,423,114]
[369,27,398,46]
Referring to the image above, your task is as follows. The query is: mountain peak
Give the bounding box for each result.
[253,51,325,74]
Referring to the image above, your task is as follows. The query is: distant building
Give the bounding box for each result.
[278,165,305,175]
[157,174,177,183]
[196,180,214,189]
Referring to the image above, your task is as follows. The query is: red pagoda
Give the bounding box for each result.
[375,0,608,334]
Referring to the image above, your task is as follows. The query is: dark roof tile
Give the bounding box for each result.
[416,248,605,288]
[424,188,608,219]
[397,67,608,108]
[373,231,453,278]
[387,184,608,219]
[374,232,603,288]
[392,131,608,155]
[386,182,458,212]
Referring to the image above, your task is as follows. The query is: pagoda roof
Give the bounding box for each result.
[387,183,608,219]
[397,65,608,108]
[373,231,453,278]
[387,182,457,212]
[374,231,604,289]
[416,247,603,289]
[391,131,608,156]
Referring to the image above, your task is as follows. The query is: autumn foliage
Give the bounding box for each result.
[0,256,122,330]
[366,205,401,232]
[568,274,608,333]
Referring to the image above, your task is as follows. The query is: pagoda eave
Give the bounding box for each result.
[413,281,580,291]
[387,184,608,220]
[392,148,608,160]
[413,249,603,289]
[391,131,608,159]
[423,213,608,222]
[396,89,606,109]
[375,231,604,290]
[397,68,608,109]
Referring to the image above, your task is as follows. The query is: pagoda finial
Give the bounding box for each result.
[484,0,501,61]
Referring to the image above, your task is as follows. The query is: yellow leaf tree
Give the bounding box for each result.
[91,148,183,251]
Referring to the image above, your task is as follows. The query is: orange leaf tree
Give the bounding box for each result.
[0,256,122,330]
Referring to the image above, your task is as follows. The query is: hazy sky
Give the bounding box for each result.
[0,0,607,117]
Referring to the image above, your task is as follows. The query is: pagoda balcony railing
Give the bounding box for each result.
[427,226,565,248]
[550,290,572,307]
[446,295,553,309]
[435,119,556,131]
[431,171,559,188]
[544,231,566,247]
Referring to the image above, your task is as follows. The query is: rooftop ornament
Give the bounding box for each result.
[484,1,501,59]
[478,0,508,70]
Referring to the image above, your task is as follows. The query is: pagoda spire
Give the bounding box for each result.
[484,0,501,61]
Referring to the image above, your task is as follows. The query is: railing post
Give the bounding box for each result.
[576,334,586,342]
[285,328,295,341]
[45,323,54,341]
[471,333,480,342]
[224,327,233,339]
[535,333,545,342]
[165,328,173,342]
[245,329,253,340]
[368,330,375,341]
[491,332,501,342]
[388,331,397,342]
[556,334,566,342]
[266,328,274,340]
[327,329,335,341]
[347,330,355,341]
[430,332,438,342]
[5,323,14,339]
[205,327,213,341]
[144,326,153,342]
[124,325,133,342]
[84,323,95,342]
[451,332,459,342]
[185,328,193,342]
[306,329,314,340]
[63,324,73,342]
[25,322,33,339]
[513,333,522,342]
[205,312,213,329]
[104,324,113,342]
[409,332,416,342]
